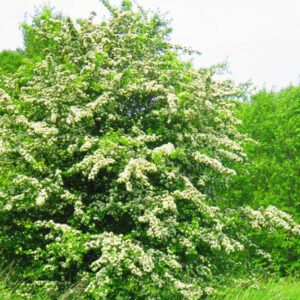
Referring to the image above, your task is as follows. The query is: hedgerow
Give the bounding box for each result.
[0,1,299,298]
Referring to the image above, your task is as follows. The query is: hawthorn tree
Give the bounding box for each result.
[21,6,65,60]
[0,1,299,298]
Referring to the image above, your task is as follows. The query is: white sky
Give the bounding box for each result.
[1,0,300,90]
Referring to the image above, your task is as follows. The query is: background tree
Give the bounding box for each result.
[0,50,25,74]
[227,86,300,276]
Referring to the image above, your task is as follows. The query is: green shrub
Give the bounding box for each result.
[0,1,299,298]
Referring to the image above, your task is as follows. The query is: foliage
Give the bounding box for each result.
[0,1,299,298]
[231,88,300,214]
[21,6,64,60]
[0,50,25,74]
[227,87,300,276]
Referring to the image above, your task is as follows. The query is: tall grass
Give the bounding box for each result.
[0,266,299,300]
[0,268,84,300]
[211,278,300,300]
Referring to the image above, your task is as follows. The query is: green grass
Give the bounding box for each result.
[211,278,300,300]
[0,283,79,300]
[0,268,299,300]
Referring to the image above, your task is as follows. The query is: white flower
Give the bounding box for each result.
[36,189,47,206]
[4,203,12,211]
[167,93,179,112]
[153,143,175,156]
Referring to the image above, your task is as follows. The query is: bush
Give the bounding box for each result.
[0,1,299,298]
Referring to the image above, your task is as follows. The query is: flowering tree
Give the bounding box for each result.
[0,1,299,298]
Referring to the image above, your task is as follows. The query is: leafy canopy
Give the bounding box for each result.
[0,1,299,298]
[227,86,300,276]
[0,50,25,74]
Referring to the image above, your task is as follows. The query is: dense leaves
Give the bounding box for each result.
[0,50,25,74]
[21,7,65,60]
[0,1,299,298]
[227,87,300,276]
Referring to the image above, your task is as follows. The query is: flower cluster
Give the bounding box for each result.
[0,1,299,298]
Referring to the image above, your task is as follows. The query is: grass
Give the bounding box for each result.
[211,278,300,300]
[0,266,299,300]
[0,284,80,300]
